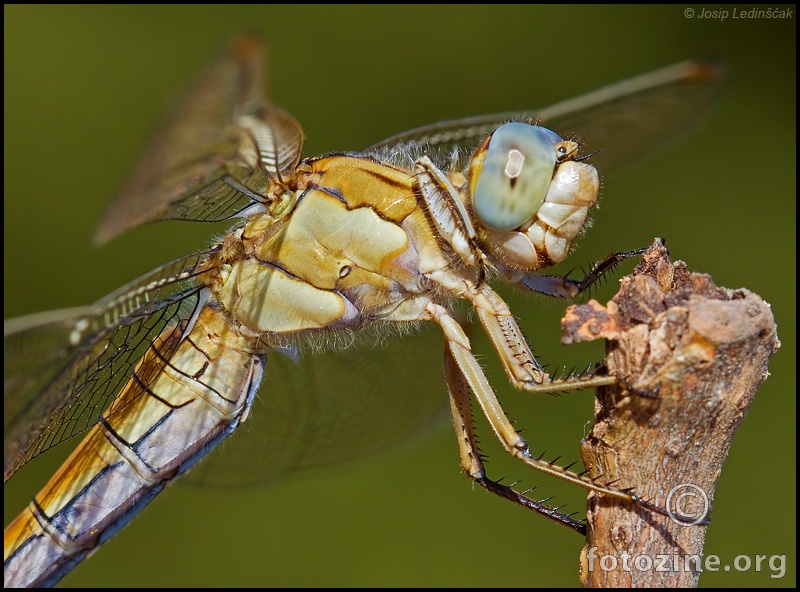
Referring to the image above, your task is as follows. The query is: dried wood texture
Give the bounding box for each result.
[561,240,779,587]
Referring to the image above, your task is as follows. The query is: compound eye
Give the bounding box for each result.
[470,123,562,232]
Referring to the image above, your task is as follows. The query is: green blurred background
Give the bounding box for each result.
[4,5,795,587]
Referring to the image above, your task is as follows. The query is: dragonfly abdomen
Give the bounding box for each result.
[3,307,264,588]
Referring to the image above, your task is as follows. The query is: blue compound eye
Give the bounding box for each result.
[470,123,562,232]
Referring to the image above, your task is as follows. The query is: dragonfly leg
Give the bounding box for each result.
[461,272,639,397]
[426,301,637,504]
[516,246,651,298]
[422,271,621,397]
[444,344,586,534]
[470,282,549,386]
[467,282,616,394]
[413,156,481,268]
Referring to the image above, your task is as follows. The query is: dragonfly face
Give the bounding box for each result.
[3,35,722,587]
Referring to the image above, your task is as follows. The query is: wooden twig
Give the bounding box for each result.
[561,239,779,587]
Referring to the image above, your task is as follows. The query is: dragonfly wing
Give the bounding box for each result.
[184,323,451,486]
[3,250,215,482]
[533,60,723,173]
[362,60,723,175]
[95,35,304,244]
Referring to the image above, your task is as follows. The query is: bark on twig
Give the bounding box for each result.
[561,239,779,588]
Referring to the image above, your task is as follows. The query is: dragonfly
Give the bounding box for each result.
[4,35,721,587]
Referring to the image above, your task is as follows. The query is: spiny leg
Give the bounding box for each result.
[413,156,480,268]
[444,344,586,534]
[426,301,636,504]
[517,246,652,299]
[468,282,619,395]
[460,281,696,522]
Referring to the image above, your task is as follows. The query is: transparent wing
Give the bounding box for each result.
[5,244,455,488]
[185,323,451,486]
[6,289,454,488]
[3,250,216,482]
[95,34,305,244]
[362,60,723,174]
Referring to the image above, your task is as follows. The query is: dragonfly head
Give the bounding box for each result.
[467,122,599,272]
